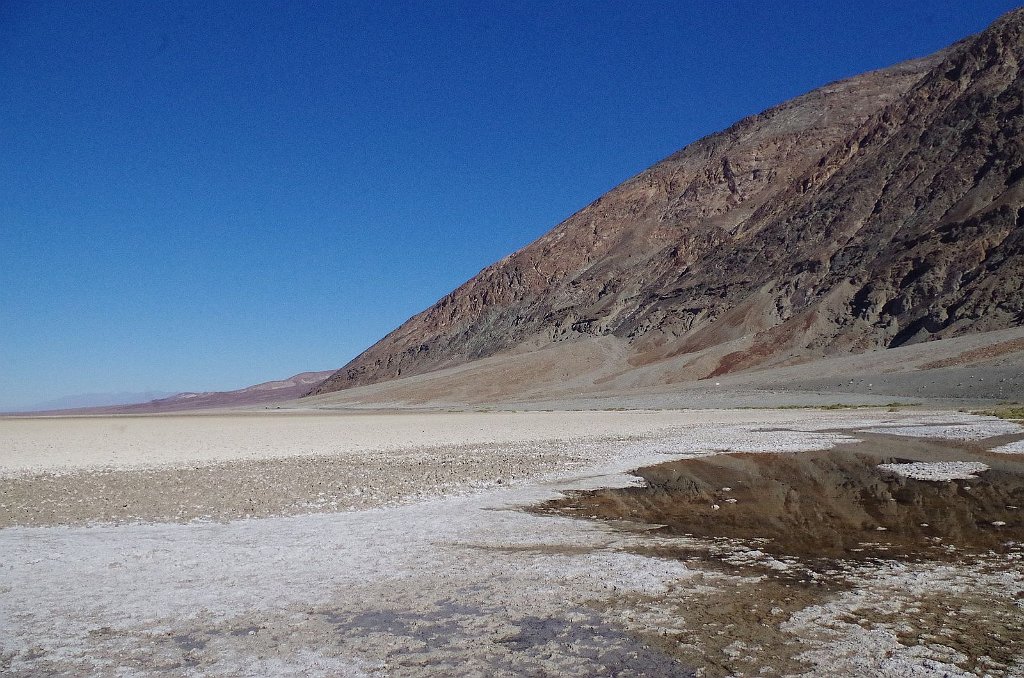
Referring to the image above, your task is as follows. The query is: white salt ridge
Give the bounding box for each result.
[878,461,990,481]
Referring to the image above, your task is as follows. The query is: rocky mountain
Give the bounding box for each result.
[310,9,1024,398]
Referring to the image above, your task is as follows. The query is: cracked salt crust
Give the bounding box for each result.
[0,418,872,675]
[782,561,1024,678]
[2,410,1022,676]
[878,461,991,481]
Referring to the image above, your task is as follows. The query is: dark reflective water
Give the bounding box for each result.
[538,433,1024,560]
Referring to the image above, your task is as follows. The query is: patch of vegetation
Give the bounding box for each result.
[973,404,1024,420]
[772,402,919,411]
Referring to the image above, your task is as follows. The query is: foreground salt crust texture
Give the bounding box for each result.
[783,561,1024,677]
[1,410,1022,676]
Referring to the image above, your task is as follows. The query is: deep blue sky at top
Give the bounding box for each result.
[1,1,1020,407]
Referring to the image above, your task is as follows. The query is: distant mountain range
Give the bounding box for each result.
[8,372,334,415]
[7,391,178,413]
[308,8,1024,400]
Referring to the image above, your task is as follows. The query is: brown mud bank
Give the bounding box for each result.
[537,433,1024,561]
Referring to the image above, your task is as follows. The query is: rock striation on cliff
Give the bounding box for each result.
[311,9,1024,397]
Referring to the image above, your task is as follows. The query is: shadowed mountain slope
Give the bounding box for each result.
[311,9,1024,398]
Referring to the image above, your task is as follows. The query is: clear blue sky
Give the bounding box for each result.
[1,1,1020,408]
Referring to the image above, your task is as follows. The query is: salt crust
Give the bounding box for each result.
[1,410,1019,675]
[858,414,1023,441]
[2,409,998,476]
[783,562,1024,677]
[877,461,990,481]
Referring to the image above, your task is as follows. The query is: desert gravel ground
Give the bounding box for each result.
[1,409,1023,676]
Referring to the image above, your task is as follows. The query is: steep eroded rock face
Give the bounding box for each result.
[311,9,1024,396]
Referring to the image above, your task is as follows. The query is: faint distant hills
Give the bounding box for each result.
[7,391,178,413]
[6,371,335,415]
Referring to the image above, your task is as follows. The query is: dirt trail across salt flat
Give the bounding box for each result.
[1,409,1023,677]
